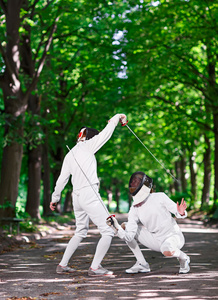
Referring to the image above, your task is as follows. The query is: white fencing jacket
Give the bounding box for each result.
[117,192,187,244]
[52,114,120,203]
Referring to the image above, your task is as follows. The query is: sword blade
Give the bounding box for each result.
[125,125,179,182]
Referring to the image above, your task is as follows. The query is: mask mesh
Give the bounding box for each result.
[129,172,153,196]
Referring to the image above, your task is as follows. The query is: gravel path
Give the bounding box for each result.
[0,214,218,300]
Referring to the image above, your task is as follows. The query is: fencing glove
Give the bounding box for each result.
[106,215,122,233]
[119,114,128,126]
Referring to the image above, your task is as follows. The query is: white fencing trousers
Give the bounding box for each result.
[126,224,186,265]
[59,185,114,268]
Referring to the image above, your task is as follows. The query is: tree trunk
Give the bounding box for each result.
[0,0,58,218]
[201,134,211,209]
[0,142,23,217]
[25,93,42,219]
[52,146,65,190]
[106,188,113,212]
[205,40,218,212]
[174,155,187,194]
[63,191,73,213]
[180,155,187,191]
[189,154,197,208]
[174,161,182,192]
[115,187,120,213]
[213,112,218,211]
[42,136,52,216]
[51,146,65,214]
[25,144,42,219]
[0,0,25,218]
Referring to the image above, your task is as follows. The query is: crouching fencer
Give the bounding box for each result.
[106,171,190,274]
[50,113,127,276]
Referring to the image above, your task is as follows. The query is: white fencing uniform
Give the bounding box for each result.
[117,192,188,264]
[51,114,122,269]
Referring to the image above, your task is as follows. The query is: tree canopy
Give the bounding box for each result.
[0,0,217,219]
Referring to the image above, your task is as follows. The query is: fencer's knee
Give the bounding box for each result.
[163,250,175,257]
[75,229,88,239]
[101,231,114,238]
[125,238,137,248]
[99,226,115,237]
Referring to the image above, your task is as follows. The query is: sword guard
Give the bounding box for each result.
[107,214,116,226]
[121,120,128,126]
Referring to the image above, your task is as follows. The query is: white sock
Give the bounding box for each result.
[59,235,83,267]
[126,239,148,265]
[173,249,188,260]
[90,236,112,270]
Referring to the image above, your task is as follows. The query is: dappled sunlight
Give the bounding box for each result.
[59,270,218,300]
[181,228,218,233]
[0,220,218,299]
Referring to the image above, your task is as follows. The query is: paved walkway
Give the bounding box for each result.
[0,214,218,300]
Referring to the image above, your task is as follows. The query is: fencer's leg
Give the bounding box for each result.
[59,235,83,267]
[126,239,148,266]
[81,185,114,270]
[90,235,113,270]
[59,204,89,267]
[162,248,188,260]
[125,225,163,274]
[177,251,190,274]
[161,236,190,274]
[162,249,190,274]
[125,239,151,274]
[128,224,161,265]
[160,233,185,258]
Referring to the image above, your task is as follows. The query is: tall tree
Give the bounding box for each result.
[114,0,218,208]
[0,0,59,217]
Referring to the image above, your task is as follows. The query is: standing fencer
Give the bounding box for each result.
[107,171,190,274]
[50,113,127,276]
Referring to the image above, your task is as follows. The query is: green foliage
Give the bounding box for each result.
[0,0,217,219]
[0,200,14,210]
[171,191,192,206]
[212,208,218,220]
[43,213,75,225]
[19,220,38,233]
[23,112,45,149]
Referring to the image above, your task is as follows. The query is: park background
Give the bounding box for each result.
[0,0,217,231]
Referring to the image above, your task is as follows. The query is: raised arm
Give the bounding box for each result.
[87,114,127,154]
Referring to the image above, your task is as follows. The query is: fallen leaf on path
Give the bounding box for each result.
[40,292,61,296]
[7,297,37,300]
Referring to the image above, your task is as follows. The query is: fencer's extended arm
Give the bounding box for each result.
[106,213,138,243]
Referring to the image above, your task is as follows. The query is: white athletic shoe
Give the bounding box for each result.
[56,265,75,274]
[88,265,114,276]
[125,261,151,274]
[178,256,190,274]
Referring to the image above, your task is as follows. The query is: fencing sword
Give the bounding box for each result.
[123,122,179,183]
[66,145,112,218]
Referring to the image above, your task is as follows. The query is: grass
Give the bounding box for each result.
[1,212,75,236]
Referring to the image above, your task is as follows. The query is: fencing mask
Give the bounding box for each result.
[77,126,99,142]
[129,171,153,206]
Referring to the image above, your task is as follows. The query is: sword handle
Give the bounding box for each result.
[121,120,128,126]
[107,214,116,225]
